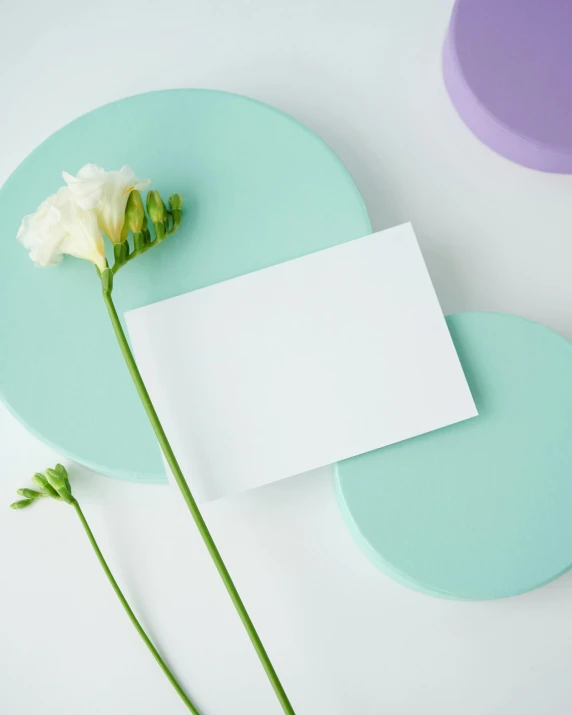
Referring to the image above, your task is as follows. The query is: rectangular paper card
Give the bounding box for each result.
[126,224,477,502]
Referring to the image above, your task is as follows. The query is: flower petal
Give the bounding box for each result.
[63,165,105,210]
[62,164,151,243]
[17,185,106,269]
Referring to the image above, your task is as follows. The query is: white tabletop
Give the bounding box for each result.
[2,0,572,713]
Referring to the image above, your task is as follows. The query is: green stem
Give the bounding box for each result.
[71,499,200,714]
[102,287,296,715]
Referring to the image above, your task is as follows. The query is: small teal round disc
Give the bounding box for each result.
[335,312,572,599]
[0,90,371,483]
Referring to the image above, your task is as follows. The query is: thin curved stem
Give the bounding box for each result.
[72,499,200,714]
[101,286,296,715]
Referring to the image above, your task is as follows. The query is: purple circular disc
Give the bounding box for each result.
[443,0,572,173]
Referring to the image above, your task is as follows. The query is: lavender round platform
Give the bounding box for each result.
[444,0,572,173]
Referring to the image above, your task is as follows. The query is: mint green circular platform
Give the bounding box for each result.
[0,89,371,483]
[335,312,572,600]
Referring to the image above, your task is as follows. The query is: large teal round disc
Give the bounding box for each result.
[335,312,572,599]
[0,90,371,483]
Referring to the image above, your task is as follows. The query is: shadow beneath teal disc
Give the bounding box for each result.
[335,312,572,599]
[0,89,371,483]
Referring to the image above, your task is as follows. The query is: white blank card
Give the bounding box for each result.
[126,224,477,502]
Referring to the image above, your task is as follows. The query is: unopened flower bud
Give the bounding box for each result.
[45,468,65,490]
[120,220,129,243]
[45,466,73,503]
[17,488,42,500]
[168,194,183,233]
[33,472,48,488]
[169,194,183,212]
[32,473,58,498]
[146,191,166,224]
[55,464,71,492]
[11,499,32,510]
[125,190,146,233]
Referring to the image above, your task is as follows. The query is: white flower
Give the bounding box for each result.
[17,187,107,270]
[62,164,151,244]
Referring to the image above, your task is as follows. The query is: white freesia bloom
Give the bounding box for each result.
[17,187,106,270]
[62,164,151,244]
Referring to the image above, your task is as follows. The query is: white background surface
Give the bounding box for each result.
[2,1,572,713]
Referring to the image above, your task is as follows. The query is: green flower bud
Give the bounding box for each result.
[45,466,73,503]
[146,190,166,224]
[120,219,129,243]
[55,464,72,493]
[32,473,59,499]
[125,190,146,233]
[45,468,65,491]
[33,472,48,488]
[168,194,183,233]
[10,499,32,510]
[17,488,42,500]
[168,194,183,212]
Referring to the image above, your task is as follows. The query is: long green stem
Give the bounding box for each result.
[102,287,296,715]
[71,499,200,714]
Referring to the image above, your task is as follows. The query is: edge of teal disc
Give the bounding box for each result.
[335,474,465,599]
[334,312,572,600]
[0,89,371,483]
